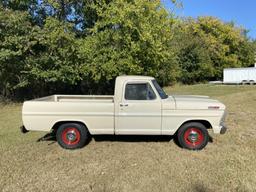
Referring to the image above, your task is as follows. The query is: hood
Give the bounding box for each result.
[171,95,226,110]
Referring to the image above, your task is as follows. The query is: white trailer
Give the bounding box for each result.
[223,67,256,84]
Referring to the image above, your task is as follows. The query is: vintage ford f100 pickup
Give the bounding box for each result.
[22,76,227,150]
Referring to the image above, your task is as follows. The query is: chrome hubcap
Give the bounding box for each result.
[66,130,77,141]
[188,131,199,142]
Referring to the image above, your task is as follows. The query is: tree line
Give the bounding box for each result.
[0,0,255,100]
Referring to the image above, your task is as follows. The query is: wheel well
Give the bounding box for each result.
[52,121,89,133]
[179,120,212,130]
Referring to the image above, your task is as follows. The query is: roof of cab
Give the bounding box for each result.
[116,75,154,81]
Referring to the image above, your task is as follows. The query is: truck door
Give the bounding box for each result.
[115,81,162,135]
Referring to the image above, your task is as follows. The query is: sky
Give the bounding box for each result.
[163,0,256,39]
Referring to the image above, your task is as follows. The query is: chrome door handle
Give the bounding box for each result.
[120,103,129,107]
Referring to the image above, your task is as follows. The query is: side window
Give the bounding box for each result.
[125,83,156,100]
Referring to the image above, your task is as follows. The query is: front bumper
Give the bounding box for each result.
[219,110,227,134]
[212,124,228,134]
[220,124,227,134]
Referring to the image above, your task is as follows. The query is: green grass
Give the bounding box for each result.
[165,84,256,97]
[0,85,256,192]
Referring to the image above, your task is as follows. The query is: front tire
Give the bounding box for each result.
[177,122,209,150]
[56,123,89,149]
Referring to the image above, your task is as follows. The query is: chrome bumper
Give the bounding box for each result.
[220,124,227,134]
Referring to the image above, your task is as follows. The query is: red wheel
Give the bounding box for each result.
[183,128,204,147]
[56,123,89,149]
[177,122,209,150]
[61,127,81,146]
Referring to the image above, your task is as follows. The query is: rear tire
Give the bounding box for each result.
[56,123,89,149]
[177,122,209,150]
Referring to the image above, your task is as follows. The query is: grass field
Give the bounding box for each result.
[0,84,256,192]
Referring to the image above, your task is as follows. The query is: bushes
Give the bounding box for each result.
[0,1,255,99]
[172,17,255,84]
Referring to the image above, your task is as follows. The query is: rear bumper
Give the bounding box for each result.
[20,126,29,134]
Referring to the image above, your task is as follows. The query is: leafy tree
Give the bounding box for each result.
[1,0,33,11]
[77,0,179,86]
[195,17,255,79]
[1,0,255,100]
[24,18,82,96]
[0,6,38,97]
[172,17,256,83]
[0,5,81,98]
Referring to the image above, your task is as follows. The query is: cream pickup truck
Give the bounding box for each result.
[22,76,227,150]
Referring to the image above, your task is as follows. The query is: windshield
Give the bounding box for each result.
[152,80,168,99]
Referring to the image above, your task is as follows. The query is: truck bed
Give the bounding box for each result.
[22,94,115,134]
[33,95,114,103]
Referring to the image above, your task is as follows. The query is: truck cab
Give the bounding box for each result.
[114,76,166,135]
